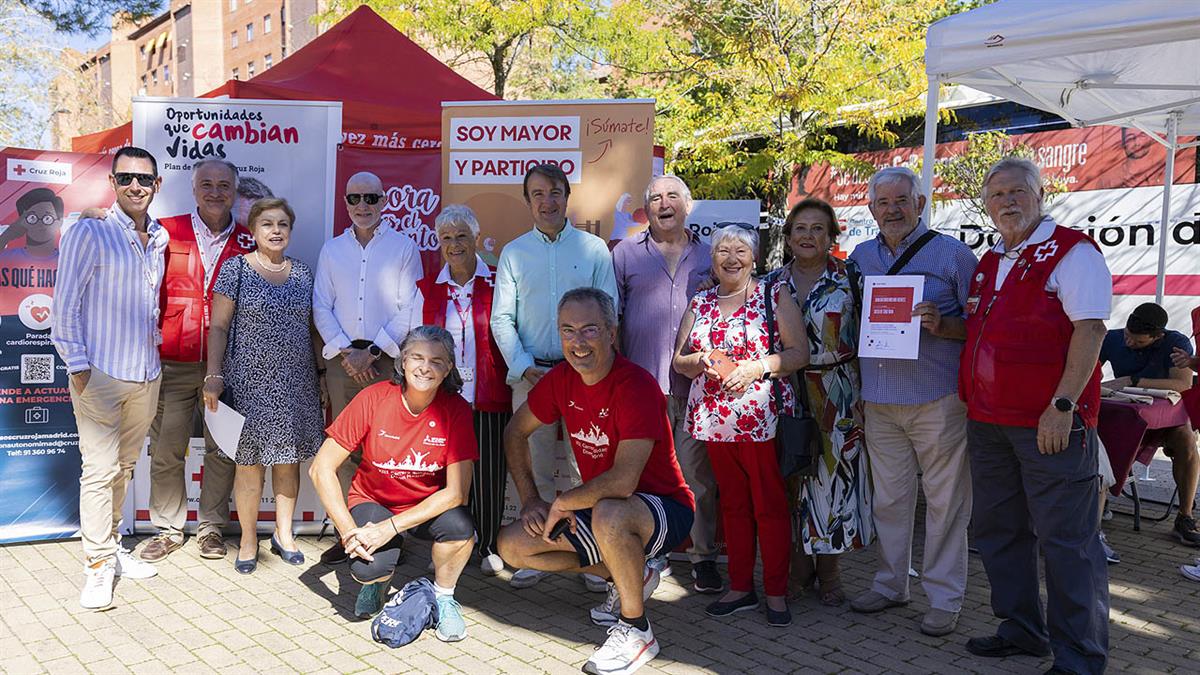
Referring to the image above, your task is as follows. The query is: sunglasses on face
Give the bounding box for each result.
[345,193,382,206]
[715,221,758,232]
[23,213,57,226]
[113,172,156,188]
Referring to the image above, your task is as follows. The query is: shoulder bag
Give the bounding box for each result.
[763,278,820,479]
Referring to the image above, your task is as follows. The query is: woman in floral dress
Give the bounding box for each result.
[673,224,810,627]
[766,198,874,606]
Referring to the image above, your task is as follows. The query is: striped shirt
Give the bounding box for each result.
[51,205,169,381]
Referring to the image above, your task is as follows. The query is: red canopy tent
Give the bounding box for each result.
[72,6,497,269]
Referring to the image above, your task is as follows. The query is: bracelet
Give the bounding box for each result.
[389,518,399,534]
[203,374,224,382]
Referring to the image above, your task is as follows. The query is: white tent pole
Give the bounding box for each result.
[1155,111,1180,304]
[921,75,939,225]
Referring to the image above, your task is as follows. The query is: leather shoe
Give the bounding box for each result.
[920,608,959,636]
[850,590,908,614]
[765,603,792,627]
[139,534,183,562]
[234,556,257,574]
[197,532,227,559]
[965,634,1051,658]
[270,534,305,565]
[705,592,759,617]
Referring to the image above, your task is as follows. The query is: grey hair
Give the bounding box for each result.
[644,175,694,213]
[558,287,617,328]
[434,204,480,237]
[982,157,1044,208]
[391,324,463,394]
[192,158,239,188]
[710,223,759,257]
[867,166,922,204]
[237,176,273,200]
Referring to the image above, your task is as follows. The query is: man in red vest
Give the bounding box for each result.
[139,158,256,562]
[960,158,1111,674]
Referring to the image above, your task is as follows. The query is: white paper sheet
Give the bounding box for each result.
[858,275,925,360]
[203,401,245,461]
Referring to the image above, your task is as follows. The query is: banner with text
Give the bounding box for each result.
[132,97,342,266]
[441,100,655,257]
[0,147,114,544]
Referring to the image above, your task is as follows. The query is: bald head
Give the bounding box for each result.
[346,171,383,193]
[345,171,385,229]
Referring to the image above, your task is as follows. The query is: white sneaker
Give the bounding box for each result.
[510,568,548,589]
[480,554,505,577]
[646,555,672,578]
[582,572,608,593]
[590,565,661,627]
[115,547,158,579]
[1182,563,1200,582]
[583,620,659,675]
[80,558,116,610]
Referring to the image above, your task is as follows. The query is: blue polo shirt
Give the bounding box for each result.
[1100,328,1193,379]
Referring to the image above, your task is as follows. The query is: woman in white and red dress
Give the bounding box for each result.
[309,325,477,642]
[411,204,512,577]
[672,224,809,627]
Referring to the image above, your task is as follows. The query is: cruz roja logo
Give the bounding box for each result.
[25,406,50,424]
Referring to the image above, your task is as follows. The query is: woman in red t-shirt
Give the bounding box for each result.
[310,325,478,642]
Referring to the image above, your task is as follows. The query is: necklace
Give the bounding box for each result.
[255,249,287,273]
[716,281,750,299]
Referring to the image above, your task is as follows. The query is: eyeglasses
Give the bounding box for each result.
[560,325,604,340]
[345,193,383,206]
[113,172,156,187]
[23,213,57,226]
[715,221,758,232]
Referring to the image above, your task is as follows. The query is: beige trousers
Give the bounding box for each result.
[326,354,394,498]
[147,360,235,541]
[511,378,580,502]
[669,395,719,561]
[863,394,972,612]
[69,369,161,563]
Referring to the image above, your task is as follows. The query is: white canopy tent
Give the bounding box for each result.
[923,0,1200,303]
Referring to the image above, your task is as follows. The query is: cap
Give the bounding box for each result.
[1127,302,1168,335]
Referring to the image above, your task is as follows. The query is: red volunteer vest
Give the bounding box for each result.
[415,269,512,414]
[159,214,256,362]
[960,225,1102,428]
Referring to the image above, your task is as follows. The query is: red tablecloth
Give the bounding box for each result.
[1097,398,1190,496]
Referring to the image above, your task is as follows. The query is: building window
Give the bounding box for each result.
[231,31,238,48]
[139,45,146,58]
[152,69,158,86]
[229,0,236,10]
[246,23,253,42]
[139,74,147,95]
[163,64,170,82]
[247,60,255,77]
[264,14,272,34]
[264,53,273,69]
[232,67,239,80]
[281,44,287,58]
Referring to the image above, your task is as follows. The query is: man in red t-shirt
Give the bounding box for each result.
[498,288,695,675]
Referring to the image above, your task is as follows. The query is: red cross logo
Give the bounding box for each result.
[192,466,204,485]
[12,164,26,176]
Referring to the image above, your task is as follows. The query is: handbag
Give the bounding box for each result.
[218,257,245,410]
[763,278,820,479]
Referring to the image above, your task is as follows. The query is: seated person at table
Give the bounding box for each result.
[497,288,695,675]
[1100,302,1199,547]
[309,325,477,640]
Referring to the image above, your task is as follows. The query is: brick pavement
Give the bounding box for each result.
[2,498,1198,674]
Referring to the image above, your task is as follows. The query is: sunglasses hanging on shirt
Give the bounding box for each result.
[345,193,383,205]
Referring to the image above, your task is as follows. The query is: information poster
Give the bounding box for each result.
[0,148,114,544]
[859,275,925,360]
[441,100,655,256]
[132,97,342,266]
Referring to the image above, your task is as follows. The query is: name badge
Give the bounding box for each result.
[459,366,475,382]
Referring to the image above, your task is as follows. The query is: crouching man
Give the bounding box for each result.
[498,288,695,675]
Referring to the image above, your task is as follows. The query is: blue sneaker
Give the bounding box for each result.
[435,595,467,642]
[355,581,387,619]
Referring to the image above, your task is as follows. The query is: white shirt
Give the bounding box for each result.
[411,255,491,404]
[313,224,423,359]
[191,211,234,289]
[992,216,1112,321]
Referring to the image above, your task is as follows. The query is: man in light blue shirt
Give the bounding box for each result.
[846,167,978,637]
[491,164,617,589]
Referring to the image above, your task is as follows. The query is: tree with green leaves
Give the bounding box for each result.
[19,0,158,35]
[935,130,1067,230]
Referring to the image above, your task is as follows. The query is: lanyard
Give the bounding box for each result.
[192,214,231,291]
[449,286,472,362]
[119,223,159,292]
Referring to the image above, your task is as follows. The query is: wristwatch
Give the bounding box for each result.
[1052,396,1076,413]
[368,344,382,360]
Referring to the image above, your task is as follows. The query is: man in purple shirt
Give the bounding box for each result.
[613,175,723,593]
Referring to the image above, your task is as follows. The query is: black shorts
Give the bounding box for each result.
[347,502,474,582]
[563,493,694,569]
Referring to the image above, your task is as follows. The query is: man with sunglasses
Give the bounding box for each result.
[491,163,619,590]
[52,146,169,609]
[138,158,256,564]
[314,170,422,564]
